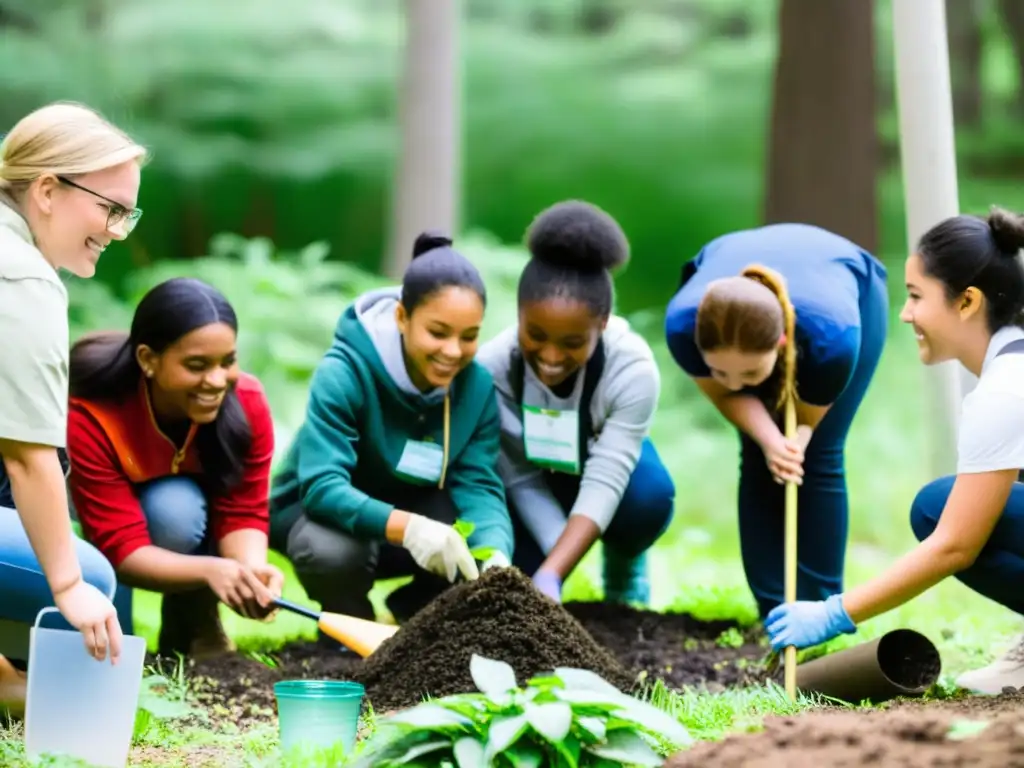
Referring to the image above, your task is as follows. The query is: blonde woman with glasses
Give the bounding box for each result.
[0,102,146,719]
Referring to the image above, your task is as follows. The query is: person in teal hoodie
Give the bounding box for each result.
[270,233,513,632]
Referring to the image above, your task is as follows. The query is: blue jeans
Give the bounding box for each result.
[739,259,889,619]
[0,505,116,662]
[510,438,676,599]
[110,476,209,635]
[911,476,1024,615]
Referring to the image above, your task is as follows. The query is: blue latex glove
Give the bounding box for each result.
[764,593,857,651]
[532,569,563,603]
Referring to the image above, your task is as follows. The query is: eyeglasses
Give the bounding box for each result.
[57,175,143,235]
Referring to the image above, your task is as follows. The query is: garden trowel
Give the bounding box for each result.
[271,597,399,657]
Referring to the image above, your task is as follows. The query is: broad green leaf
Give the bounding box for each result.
[504,745,544,768]
[453,519,476,539]
[484,713,528,760]
[553,667,624,695]
[393,739,453,764]
[585,729,663,766]
[553,688,628,708]
[526,674,564,689]
[525,701,573,743]
[576,715,607,742]
[387,703,473,730]
[471,654,519,697]
[471,545,497,562]
[613,699,692,747]
[454,736,487,768]
[552,732,582,767]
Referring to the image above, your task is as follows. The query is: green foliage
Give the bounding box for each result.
[453,520,499,564]
[132,673,199,742]
[0,0,784,311]
[65,229,526,453]
[353,654,691,768]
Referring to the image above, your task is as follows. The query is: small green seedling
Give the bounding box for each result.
[715,628,744,649]
[351,653,692,767]
[453,519,498,564]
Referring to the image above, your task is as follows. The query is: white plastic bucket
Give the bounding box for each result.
[23,607,146,768]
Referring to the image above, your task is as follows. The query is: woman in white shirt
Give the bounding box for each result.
[0,102,146,717]
[765,206,1024,695]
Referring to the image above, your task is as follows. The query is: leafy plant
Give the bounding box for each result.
[352,653,691,767]
[453,519,498,565]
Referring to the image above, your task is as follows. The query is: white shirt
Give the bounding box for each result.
[957,325,1024,474]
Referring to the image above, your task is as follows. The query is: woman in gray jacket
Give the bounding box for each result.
[477,200,675,606]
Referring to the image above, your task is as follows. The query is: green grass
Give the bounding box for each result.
[4,302,1021,768]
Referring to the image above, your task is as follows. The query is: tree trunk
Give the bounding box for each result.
[764,0,878,254]
[946,0,983,126]
[999,0,1024,116]
[386,0,461,279]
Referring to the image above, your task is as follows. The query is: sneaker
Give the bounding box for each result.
[603,549,651,607]
[956,633,1024,695]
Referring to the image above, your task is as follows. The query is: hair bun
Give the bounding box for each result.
[412,231,453,259]
[988,207,1024,257]
[526,199,630,273]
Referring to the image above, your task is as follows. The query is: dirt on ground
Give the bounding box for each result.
[164,571,1024,766]
[666,691,1024,767]
[177,567,768,725]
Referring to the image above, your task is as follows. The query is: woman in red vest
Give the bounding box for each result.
[66,277,281,658]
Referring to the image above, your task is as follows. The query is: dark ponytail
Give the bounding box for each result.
[69,277,252,495]
[69,330,138,401]
[917,206,1024,332]
[401,230,487,313]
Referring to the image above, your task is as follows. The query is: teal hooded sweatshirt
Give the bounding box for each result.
[270,286,513,558]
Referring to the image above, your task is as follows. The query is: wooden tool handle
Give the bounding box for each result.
[783,393,799,701]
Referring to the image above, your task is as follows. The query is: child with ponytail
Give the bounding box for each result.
[269,232,513,635]
[665,223,889,619]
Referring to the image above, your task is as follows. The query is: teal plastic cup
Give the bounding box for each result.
[274,680,365,755]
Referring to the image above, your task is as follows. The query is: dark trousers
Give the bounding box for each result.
[911,476,1024,615]
[275,488,459,624]
[509,438,676,576]
[740,260,889,619]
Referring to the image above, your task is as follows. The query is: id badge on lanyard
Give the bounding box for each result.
[522,405,580,475]
[396,439,445,484]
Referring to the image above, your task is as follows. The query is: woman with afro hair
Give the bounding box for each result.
[477,200,675,606]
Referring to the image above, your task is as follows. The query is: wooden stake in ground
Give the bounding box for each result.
[783,392,798,700]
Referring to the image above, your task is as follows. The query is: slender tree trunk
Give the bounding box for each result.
[386,0,461,279]
[999,0,1024,116]
[946,0,983,126]
[764,0,878,253]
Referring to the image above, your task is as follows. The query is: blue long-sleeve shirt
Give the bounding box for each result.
[665,223,885,406]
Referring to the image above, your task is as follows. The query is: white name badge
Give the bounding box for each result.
[522,406,580,474]
[396,439,445,484]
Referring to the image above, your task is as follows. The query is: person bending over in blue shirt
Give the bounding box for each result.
[765,209,1024,697]
[664,223,889,619]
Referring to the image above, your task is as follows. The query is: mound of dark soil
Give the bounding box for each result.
[665,691,1024,767]
[181,571,768,725]
[354,567,635,710]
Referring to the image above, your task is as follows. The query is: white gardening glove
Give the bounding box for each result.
[482,551,510,571]
[402,514,480,583]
